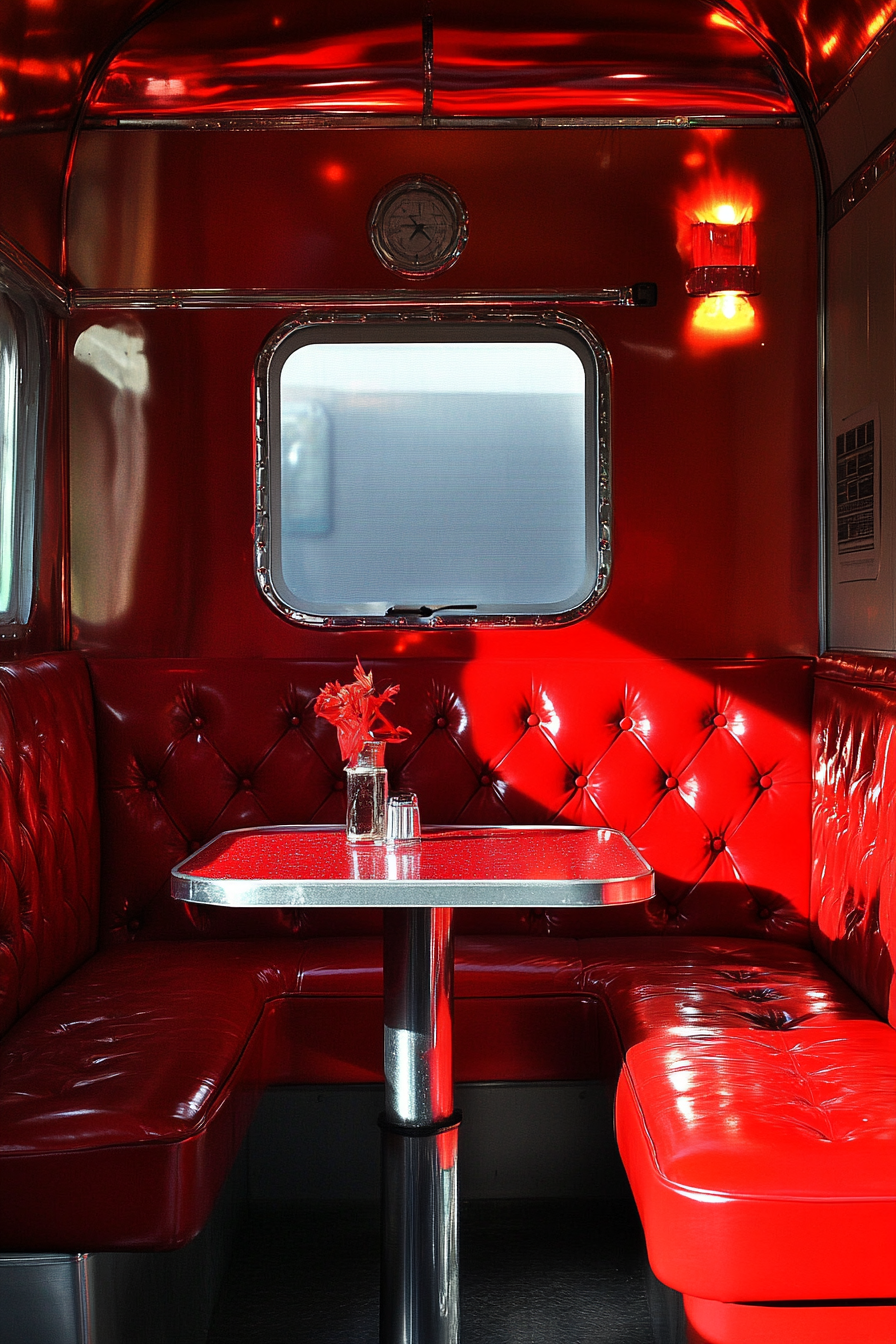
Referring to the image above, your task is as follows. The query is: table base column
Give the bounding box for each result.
[380,1119,460,1344]
[381,908,458,1344]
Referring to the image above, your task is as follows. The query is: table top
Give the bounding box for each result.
[172,825,654,908]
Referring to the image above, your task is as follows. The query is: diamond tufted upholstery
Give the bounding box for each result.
[3,644,894,1313]
[0,655,100,1035]
[594,654,896,1335]
[86,657,812,945]
[811,654,896,1026]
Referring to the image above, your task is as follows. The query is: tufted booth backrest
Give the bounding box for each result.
[812,654,896,1027]
[0,655,101,1034]
[88,657,812,946]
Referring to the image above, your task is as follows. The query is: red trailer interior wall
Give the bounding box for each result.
[67,125,817,662]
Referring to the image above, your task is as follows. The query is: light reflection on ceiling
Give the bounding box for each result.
[0,1,892,129]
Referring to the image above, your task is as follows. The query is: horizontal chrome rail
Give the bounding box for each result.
[73,284,656,310]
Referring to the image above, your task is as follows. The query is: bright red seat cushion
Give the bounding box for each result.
[617,1021,896,1301]
[584,938,896,1301]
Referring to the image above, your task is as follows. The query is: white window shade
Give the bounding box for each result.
[257,318,610,627]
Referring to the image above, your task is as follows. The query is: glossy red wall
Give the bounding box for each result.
[67,125,817,661]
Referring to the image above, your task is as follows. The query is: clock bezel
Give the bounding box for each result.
[367,174,468,278]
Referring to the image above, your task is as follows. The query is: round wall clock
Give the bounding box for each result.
[368,175,468,277]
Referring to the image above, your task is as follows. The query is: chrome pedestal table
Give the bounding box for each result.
[172,824,654,1344]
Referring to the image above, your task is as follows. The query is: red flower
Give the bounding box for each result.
[314,659,410,766]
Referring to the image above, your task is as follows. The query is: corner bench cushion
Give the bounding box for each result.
[580,935,879,1047]
[0,933,594,1250]
[581,937,896,1302]
[617,1021,896,1301]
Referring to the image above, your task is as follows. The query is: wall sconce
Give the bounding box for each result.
[686,214,760,298]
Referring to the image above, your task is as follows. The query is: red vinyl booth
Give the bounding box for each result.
[0,650,893,1343]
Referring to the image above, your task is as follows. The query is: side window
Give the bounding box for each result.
[257,317,610,627]
[0,288,43,627]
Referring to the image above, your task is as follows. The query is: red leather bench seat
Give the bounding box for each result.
[0,933,594,1250]
[583,655,896,1343]
[5,641,895,1330]
[616,1021,896,1301]
[580,936,896,1304]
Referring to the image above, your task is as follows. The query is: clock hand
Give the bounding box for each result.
[405,216,431,242]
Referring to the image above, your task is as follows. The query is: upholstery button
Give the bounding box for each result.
[759,774,773,789]
[713,713,727,728]
[146,779,157,791]
[480,774,491,787]
[575,775,588,788]
[619,715,633,731]
[527,713,540,727]
[712,837,726,852]
[435,716,447,728]
[665,776,678,790]
[758,907,771,920]
[290,715,301,727]
[193,717,203,728]
[241,778,252,790]
[128,918,141,932]
[334,779,344,791]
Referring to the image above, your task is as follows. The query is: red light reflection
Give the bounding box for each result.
[676,132,762,348]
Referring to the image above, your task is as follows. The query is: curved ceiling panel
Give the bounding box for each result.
[724,0,896,108]
[89,1,423,117]
[0,0,892,128]
[430,4,793,117]
[0,0,155,126]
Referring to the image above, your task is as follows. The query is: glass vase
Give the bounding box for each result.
[345,740,388,842]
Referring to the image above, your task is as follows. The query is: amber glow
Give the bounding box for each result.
[692,293,756,334]
[708,11,740,28]
[705,199,752,224]
[867,4,895,37]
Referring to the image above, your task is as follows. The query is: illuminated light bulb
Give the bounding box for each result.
[713,203,739,224]
[691,294,756,335]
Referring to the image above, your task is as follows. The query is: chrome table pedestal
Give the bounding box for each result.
[381,908,458,1344]
[172,824,654,1344]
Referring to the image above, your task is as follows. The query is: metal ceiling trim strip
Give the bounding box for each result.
[816,17,896,119]
[82,113,802,132]
[71,286,654,311]
[828,128,896,228]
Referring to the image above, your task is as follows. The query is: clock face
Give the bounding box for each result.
[368,176,467,277]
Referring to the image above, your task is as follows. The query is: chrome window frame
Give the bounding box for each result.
[254,309,611,628]
[0,282,46,630]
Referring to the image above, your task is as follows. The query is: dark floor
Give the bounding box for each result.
[207,1197,654,1343]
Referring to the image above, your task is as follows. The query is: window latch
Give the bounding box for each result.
[386,604,478,618]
